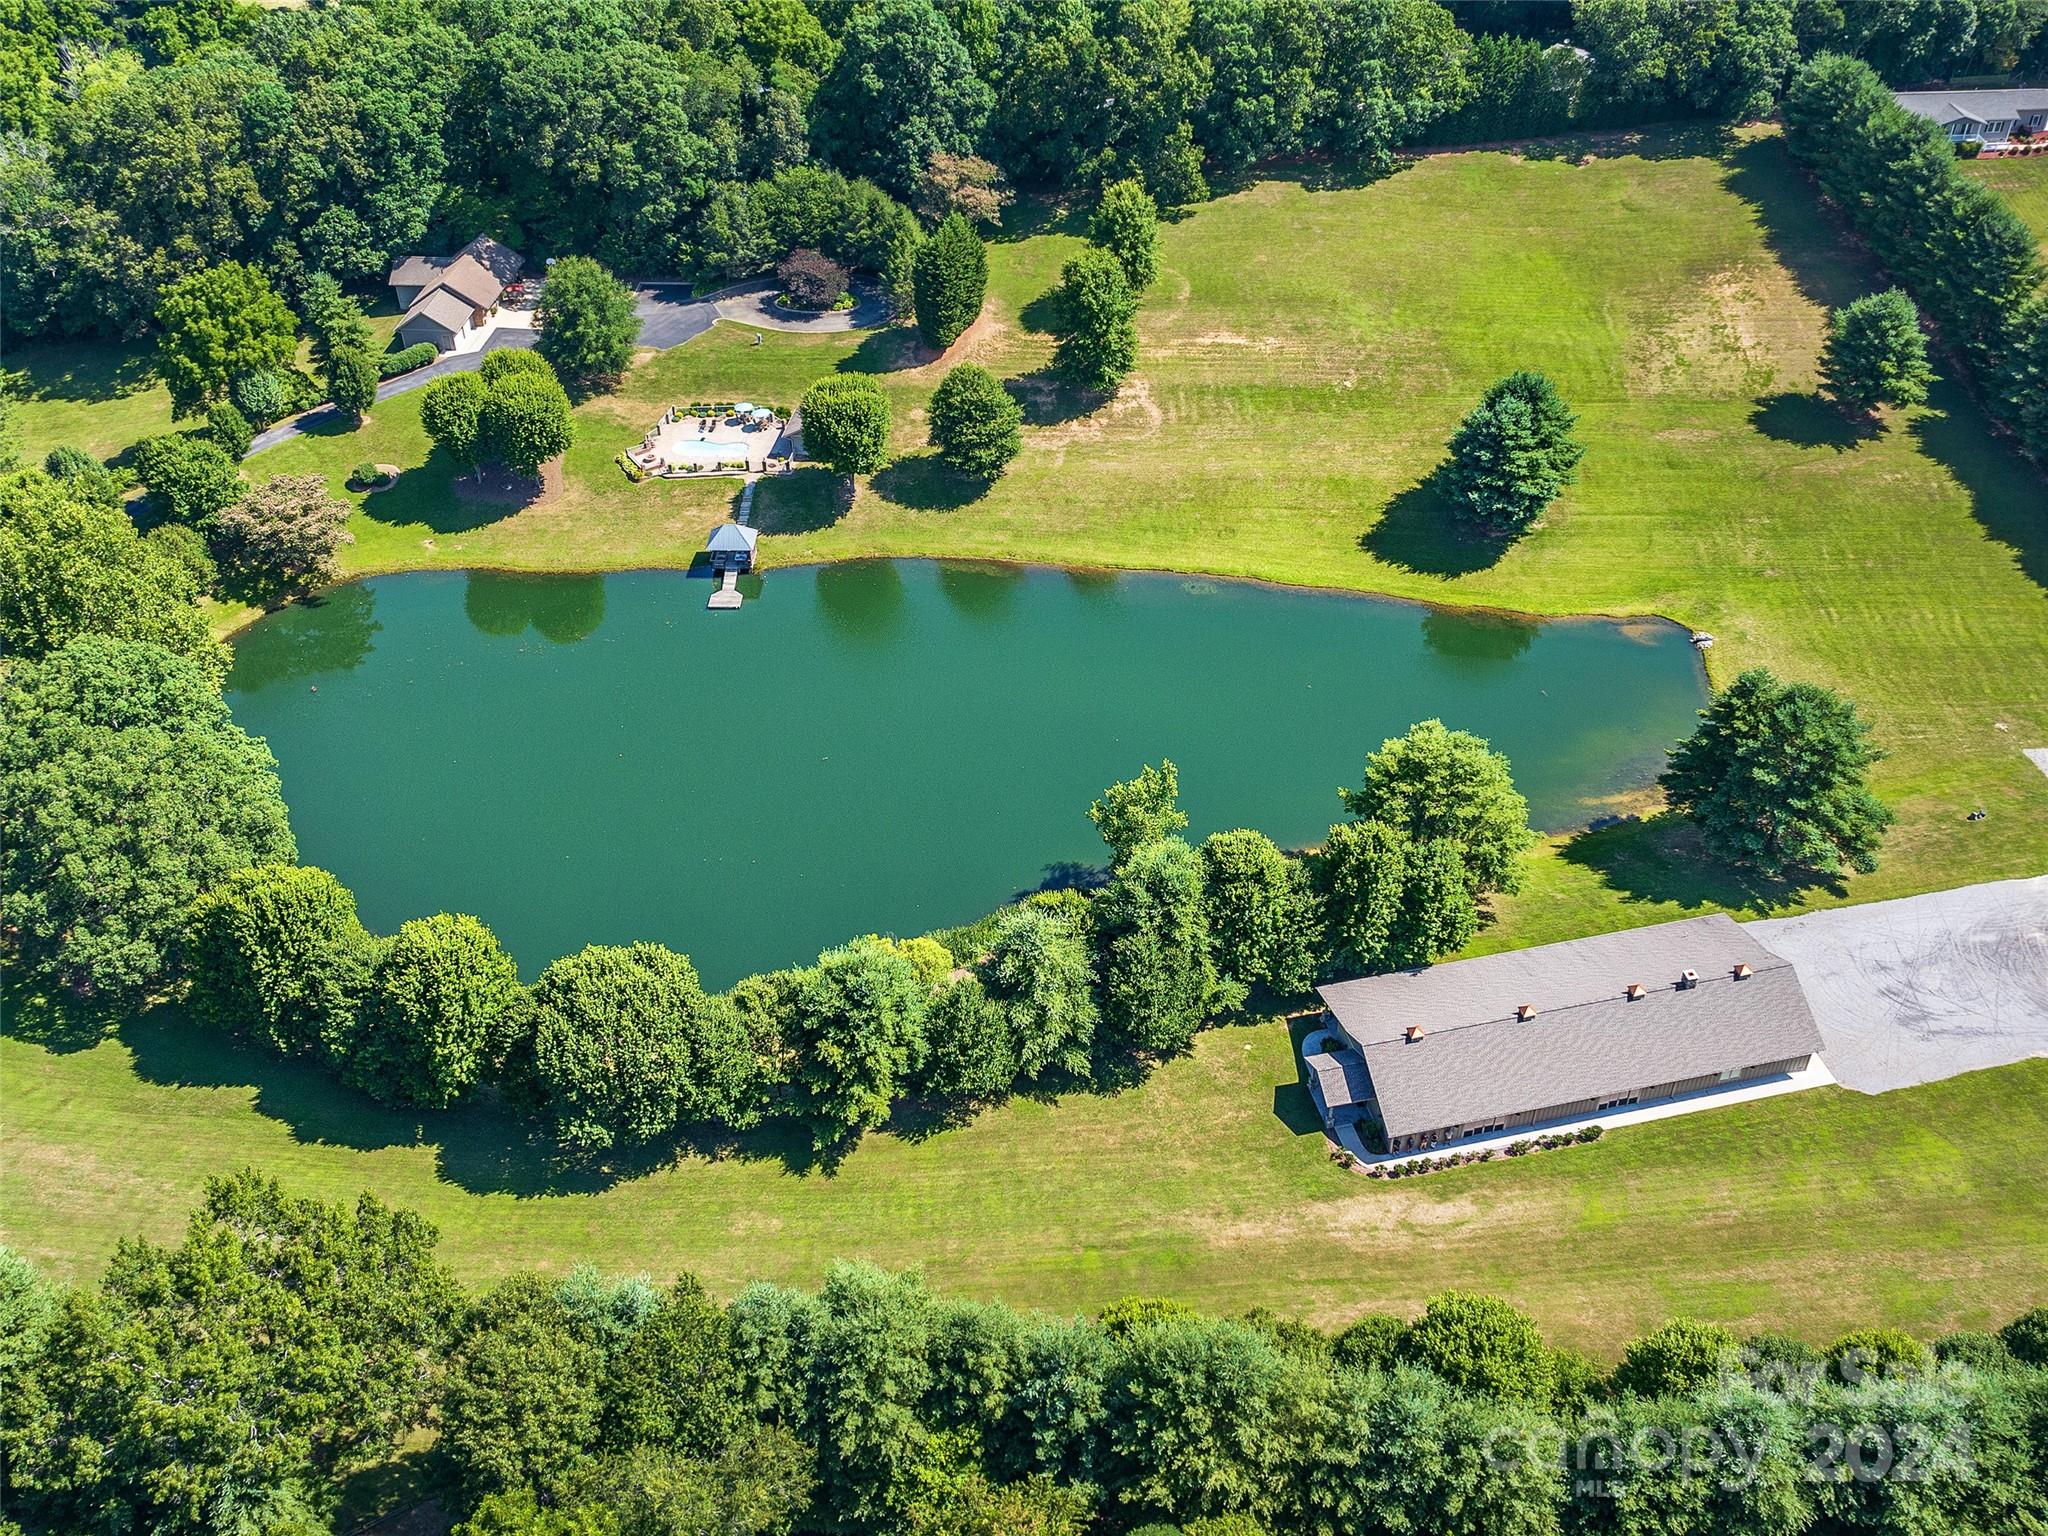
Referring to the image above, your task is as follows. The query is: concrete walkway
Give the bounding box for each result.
[1299,1027,1836,1170]
[1749,874,2048,1093]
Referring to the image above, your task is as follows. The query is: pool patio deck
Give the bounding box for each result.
[629,408,795,478]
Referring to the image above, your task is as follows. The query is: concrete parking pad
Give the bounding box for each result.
[1750,875,2048,1093]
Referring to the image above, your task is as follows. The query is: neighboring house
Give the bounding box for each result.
[1893,88,2048,154]
[1310,914,1825,1154]
[705,523,758,572]
[388,236,526,353]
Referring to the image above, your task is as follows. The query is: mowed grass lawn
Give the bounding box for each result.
[1963,151,2048,253]
[7,126,2047,1338]
[7,1004,2046,1354]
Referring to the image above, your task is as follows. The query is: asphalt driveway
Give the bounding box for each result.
[1751,874,2048,1093]
[632,284,721,348]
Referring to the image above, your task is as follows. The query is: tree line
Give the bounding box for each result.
[1782,53,2048,465]
[10,0,2046,350]
[4,1173,2046,1536]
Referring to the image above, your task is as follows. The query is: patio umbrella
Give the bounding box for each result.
[733,401,757,414]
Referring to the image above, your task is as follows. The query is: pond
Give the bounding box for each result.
[225,562,1707,987]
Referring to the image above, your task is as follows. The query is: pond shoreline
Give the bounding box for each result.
[220,548,1717,672]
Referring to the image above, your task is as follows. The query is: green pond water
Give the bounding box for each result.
[225,562,1707,986]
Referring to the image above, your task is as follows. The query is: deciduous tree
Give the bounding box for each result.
[927,361,1021,477]
[0,473,224,678]
[1088,759,1187,866]
[478,371,575,478]
[209,473,356,602]
[524,943,714,1151]
[1399,1291,1557,1407]
[1199,828,1316,996]
[535,256,642,390]
[799,374,891,476]
[811,0,992,196]
[349,913,525,1108]
[3,1172,459,1534]
[1096,836,1235,1057]
[1,636,295,1001]
[979,903,1097,1079]
[913,150,1012,225]
[1342,720,1533,896]
[155,262,298,417]
[185,863,379,1061]
[422,373,488,475]
[1090,177,1159,290]
[132,432,243,527]
[1051,248,1139,391]
[788,938,930,1154]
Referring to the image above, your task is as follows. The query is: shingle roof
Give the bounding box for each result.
[707,523,759,552]
[399,286,475,337]
[1893,88,2048,124]
[459,235,525,284]
[431,253,502,311]
[1305,1048,1374,1112]
[1318,914,1824,1139]
[388,254,443,288]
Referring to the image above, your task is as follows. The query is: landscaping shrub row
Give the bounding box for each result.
[1783,55,2048,462]
[1343,1123,1605,1177]
[377,340,439,379]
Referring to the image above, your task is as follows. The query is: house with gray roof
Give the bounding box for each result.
[1312,913,1825,1153]
[1893,88,2048,153]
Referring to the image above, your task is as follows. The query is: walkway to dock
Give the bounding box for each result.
[707,480,756,610]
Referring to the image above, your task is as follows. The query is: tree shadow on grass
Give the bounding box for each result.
[1556,813,1843,915]
[1,339,157,405]
[360,448,537,536]
[1003,370,1102,427]
[870,452,990,511]
[1749,391,1880,451]
[117,1005,832,1192]
[842,325,927,375]
[1016,290,1065,338]
[993,198,1088,242]
[1908,381,2048,598]
[1722,134,1878,313]
[751,468,843,534]
[1359,467,1513,578]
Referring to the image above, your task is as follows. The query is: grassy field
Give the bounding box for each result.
[181,125,2048,924]
[1963,151,2048,252]
[7,125,2047,1335]
[6,1002,2045,1354]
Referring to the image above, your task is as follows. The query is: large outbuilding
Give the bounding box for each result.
[1309,913,1826,1154]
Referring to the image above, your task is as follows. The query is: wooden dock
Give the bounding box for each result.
[707,569,743,609]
